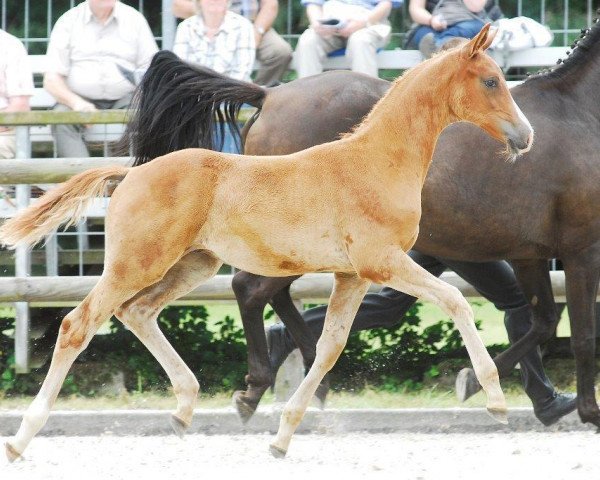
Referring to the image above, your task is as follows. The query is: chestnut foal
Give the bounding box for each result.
[1,25,532,460]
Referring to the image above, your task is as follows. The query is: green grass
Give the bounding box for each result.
[2,298,573,345]
[200,299,572,347]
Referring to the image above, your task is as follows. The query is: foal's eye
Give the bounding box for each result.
[483,78,498,88]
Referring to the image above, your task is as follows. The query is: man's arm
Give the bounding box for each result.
[253,0,279,44]
[3,96,30,113]
[43,72,96,112]
[0,96,30,133]
[337,0,392,38]
[409,0,446,30]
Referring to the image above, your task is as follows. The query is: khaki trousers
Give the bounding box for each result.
[295,26,390,79]
[255,29,293,86]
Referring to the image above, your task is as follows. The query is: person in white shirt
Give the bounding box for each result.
[0,29,34,159]
[44,0,158,157]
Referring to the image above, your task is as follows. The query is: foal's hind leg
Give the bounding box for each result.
[270,272,371,457]
[6,277,138,462]
[115,250,222,435]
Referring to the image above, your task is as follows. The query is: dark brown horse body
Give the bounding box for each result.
[126,20,600,427]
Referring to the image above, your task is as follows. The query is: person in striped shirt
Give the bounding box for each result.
[173,0,292,85]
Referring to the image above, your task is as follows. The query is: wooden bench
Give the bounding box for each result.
[28,45,568,111]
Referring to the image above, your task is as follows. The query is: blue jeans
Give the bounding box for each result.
[411,19,485,50]
[213,122,242,154]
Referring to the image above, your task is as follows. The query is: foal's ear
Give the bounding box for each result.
[464,23,494,58]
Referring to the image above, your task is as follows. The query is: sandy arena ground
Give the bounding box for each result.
[2,431,599,480]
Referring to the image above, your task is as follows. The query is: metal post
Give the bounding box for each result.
[161,0,176,50]
[14,126,31,374]
[46,233,58,276]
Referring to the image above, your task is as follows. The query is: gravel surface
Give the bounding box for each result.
[2,431,599,479]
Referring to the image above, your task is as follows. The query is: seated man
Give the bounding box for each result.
[266,251,577,426]
[295,0,396,78]
[44,0,158,158]
[172,0,292,86]
[0,28,34,160]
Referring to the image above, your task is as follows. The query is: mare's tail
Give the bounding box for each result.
[0,166,130,249]
[120,50,267,166]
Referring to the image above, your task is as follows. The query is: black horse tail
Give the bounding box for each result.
[121,50,267,166]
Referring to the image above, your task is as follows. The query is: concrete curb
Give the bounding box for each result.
[0,407,592,436]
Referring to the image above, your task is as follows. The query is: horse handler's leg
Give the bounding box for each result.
[270,272,371,457]
[6,277,137,462]
[115,250,222,436]
[363,249,506,423]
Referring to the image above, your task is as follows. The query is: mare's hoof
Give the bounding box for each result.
[169,415,189,438]
[232,390,258,424]
[487,407,508,425]
[314,382,329,410]
[455,367,481,402]
[269,444,287,459]
[5,442,22,462]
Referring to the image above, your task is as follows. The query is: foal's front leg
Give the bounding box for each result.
[367,248,507,421]
[270,272,371,457]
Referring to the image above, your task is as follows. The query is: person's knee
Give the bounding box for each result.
[259,41,293,65]
[346,30,376,54]
[296,29,321,52]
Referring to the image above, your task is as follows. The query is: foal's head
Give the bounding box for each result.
[442,24,534,160]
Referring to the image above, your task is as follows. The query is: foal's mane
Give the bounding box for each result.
[340,49,454,139]
[526,10,600,83]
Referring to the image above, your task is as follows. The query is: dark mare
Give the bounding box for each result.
[124,15,600,428]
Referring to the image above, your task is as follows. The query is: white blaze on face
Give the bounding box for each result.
[513,98,534,153]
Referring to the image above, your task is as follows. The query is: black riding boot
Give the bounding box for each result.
[504,304,576,425]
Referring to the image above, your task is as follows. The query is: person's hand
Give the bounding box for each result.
[336,18,368,37]
[311,20,336,38]
[71,99,97,113]
[254,30,263,47]
[430,15,447,31]
[70,99,97,128]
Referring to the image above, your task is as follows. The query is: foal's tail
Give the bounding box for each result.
[120,50,267,166]
[0,165,130,249]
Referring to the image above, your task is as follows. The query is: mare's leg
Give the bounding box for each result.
[562,253,600,428]
[230,272,300,421]
[5,276,140,461]
[270,272,371,457]
[269,285,328,406]
[115,250,222,434]
[492,259,559,377]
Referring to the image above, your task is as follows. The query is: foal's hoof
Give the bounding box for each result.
[232,390,258,424]
[487,407,508,425]
[455,367,482,402]
[5,442,22,463]
[169,415,189,438]
[269,444,287,459]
